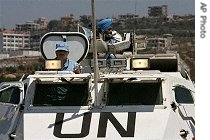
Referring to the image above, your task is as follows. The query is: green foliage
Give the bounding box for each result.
[5,67,17,73]
[109,16,195,37]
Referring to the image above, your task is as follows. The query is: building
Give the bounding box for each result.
[118,13,139,19]
[16,21,39,31]
[15,17,48,50]
[0,29,30,52]
[148,5,168,17]
[35,17,48,29]
[60,14,75,26]
[16,17,48,31]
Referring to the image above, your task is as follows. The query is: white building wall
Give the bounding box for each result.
[23,50,41,56]
[2,32,30,52]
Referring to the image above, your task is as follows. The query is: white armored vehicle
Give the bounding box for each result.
[0,30,195,140]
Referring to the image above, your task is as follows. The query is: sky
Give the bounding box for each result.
[0,0,195,28]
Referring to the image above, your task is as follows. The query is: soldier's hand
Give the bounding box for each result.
[73,66,81,74]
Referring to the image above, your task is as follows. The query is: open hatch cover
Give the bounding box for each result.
[40,32,89,63]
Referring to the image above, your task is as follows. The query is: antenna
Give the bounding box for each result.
[91,0,99,106]
[134,0,137,33]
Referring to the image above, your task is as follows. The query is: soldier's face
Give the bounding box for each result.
[56,50,69,60]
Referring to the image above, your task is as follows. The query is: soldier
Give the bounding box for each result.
[55,41,81,73]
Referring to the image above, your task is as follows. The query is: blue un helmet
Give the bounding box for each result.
[55,42,69,52]
[96,18,113,33]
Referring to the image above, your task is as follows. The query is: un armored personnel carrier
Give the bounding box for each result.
[0,30,195,140]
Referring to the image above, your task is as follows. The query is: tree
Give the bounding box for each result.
[79,15,92,27]
[47,20,63,31]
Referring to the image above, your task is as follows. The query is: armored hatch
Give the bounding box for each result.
[40,32,89,63]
